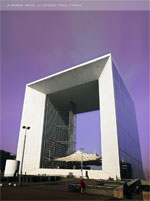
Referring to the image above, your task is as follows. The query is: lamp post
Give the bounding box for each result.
[19,126,30,186]
[80,148,84,178]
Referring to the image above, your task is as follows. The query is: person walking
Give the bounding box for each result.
[86,171,89,179]
[80,179,85,194]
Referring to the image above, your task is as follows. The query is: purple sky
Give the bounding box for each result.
[1,11,149,170]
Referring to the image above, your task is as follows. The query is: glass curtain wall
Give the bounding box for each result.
[112,62,144,179]
[40,95,69,168]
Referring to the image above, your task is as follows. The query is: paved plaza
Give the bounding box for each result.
[1,178,113,200]
[1,178,144,200]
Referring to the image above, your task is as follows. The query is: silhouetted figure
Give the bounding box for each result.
[86,171,89,179]
[80,179,85,194]
[108,176,113,180]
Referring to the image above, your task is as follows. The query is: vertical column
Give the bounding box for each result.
[98,56,120,179]
[68,102,76,155]
[16,86,46,173]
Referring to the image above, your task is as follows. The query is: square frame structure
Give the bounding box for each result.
[16,54,144,179]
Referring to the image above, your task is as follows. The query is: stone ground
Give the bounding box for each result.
[1,178,143,200]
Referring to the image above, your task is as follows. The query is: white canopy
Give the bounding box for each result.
[55,150,101,163]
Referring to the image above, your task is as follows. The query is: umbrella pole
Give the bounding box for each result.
[81,152,83,178]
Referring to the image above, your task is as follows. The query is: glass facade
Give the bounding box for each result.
[40,95,75,168]
[112,62,144,179]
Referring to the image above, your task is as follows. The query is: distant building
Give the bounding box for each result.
[0,150,16,174]
[17,54,144,179]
